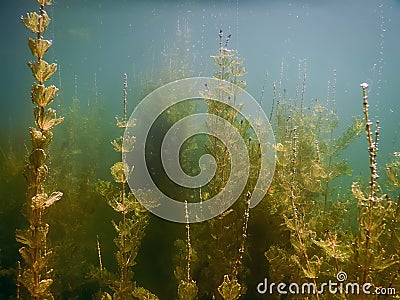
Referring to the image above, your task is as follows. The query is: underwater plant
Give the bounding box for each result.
[95,74,159,300]
[261,64,365,298]
[45,85,106,298]
[347,83,400,297]
[182,30,256,299]
[16,0,64,298]
[174,201,198,300]
[261,78,400,299]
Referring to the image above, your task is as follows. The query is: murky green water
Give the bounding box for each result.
[1,0,400,299]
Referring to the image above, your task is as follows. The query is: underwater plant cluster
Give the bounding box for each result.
[0,1,399,300]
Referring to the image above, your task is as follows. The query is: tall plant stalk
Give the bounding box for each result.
[17,0,64,298]
[96,74,158,300]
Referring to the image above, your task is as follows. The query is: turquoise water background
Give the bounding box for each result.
[1,0,400,298]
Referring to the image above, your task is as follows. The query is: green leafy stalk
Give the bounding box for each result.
[17,0,63,299]
[96,74,158,300]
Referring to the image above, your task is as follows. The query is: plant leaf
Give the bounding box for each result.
[132,286,160,300]
[178,280,198,300]
[110,162,129,183]
[28,38,52,59]
[33,191,63,208]
[21,11,51,34]
[29,148,46,168]
[31,83,58,107]
[28,60,57,83]
[37,0,53,6]
[16,229,33,247]
[38,278,53,294]
[30,127,53,149]
[217,275,243,300]
[34,107,64,131]
[23,164,48,186]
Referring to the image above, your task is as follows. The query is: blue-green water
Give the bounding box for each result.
[1,0,400,299]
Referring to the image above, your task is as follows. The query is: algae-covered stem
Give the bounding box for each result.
[120,73,129,287]
[18,0,64,297]
[184,200,192,282]
[16,261,21,299]
[325,229,339,275]
[96,235,103,275]
[123,73,127,123]
[361,82,378,201]
[387,195,400,293]
[232,192,251,278]
[290,127,319,300]
[360,82,379,286]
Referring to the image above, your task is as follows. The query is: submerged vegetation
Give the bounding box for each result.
[95,74,159,300]
[1,2,399,299]
[16,0,63,298]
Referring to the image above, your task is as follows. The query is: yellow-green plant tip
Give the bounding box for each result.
[29,148,46,169]
[218,275,243,300]
[28,60,57,83]
[34,107,64,131]
[178,280,198,300]
[132,287,160,300]
[31,83,58,107]
[37,0,53,5]
[30,127,53,149]
[110,162,130,183]
[21,11,51,34]
[28,38,52,59]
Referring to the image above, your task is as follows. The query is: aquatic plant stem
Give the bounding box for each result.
[325,229,339,274]
[232,192,251,278]
[361,83,378,201]
[123,73,127,123]
[32,3,46,292]
[16,261,21,299]
[323,128,334,211]
[269,82,276,123]
[300,60,307,114]
[360,82,378,285]
[96,235,103,275]
[184,200,192,282]
[118,75,129,288]
[120,179,128,288]
[290,127,319,300]
[387,195,400,295]
[18,0,64,297]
